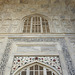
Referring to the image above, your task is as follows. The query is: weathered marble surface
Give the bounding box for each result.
[17,45,56,52]
[0,38,75,75]
[0,0,74,33]
[0,0,75,75]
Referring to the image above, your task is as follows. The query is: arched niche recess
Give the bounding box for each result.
[22,14,50,33]
[13,61,61,75]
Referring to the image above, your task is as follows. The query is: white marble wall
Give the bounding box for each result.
[0,0,75,33]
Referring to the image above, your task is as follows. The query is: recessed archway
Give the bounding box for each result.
[13,61,61,75]
[22,14,50,33]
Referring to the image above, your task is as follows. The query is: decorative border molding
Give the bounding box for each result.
[11,56,62,74]
[0,37,75,75]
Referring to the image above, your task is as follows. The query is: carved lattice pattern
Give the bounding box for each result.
[23,15,50,33]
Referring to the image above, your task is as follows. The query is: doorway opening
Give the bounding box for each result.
[14,62,61,75]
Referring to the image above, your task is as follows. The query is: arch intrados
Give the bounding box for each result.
[13,61,61,75]
[22,13,49,21]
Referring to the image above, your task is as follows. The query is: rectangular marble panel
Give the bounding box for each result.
[17,45,56,52]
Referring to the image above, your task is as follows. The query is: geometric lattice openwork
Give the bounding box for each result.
[11,56,62,74]
[23,15,50,33]
[16,64,59,75]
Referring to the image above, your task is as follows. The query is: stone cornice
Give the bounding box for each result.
[0,33,75,38]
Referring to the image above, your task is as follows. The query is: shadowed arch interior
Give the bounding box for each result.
[23,14,50,33]
[13,62,61,75]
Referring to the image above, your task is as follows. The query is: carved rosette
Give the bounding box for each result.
[11,56,62,74]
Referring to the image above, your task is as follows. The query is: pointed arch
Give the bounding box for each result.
[13,61,61,75]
